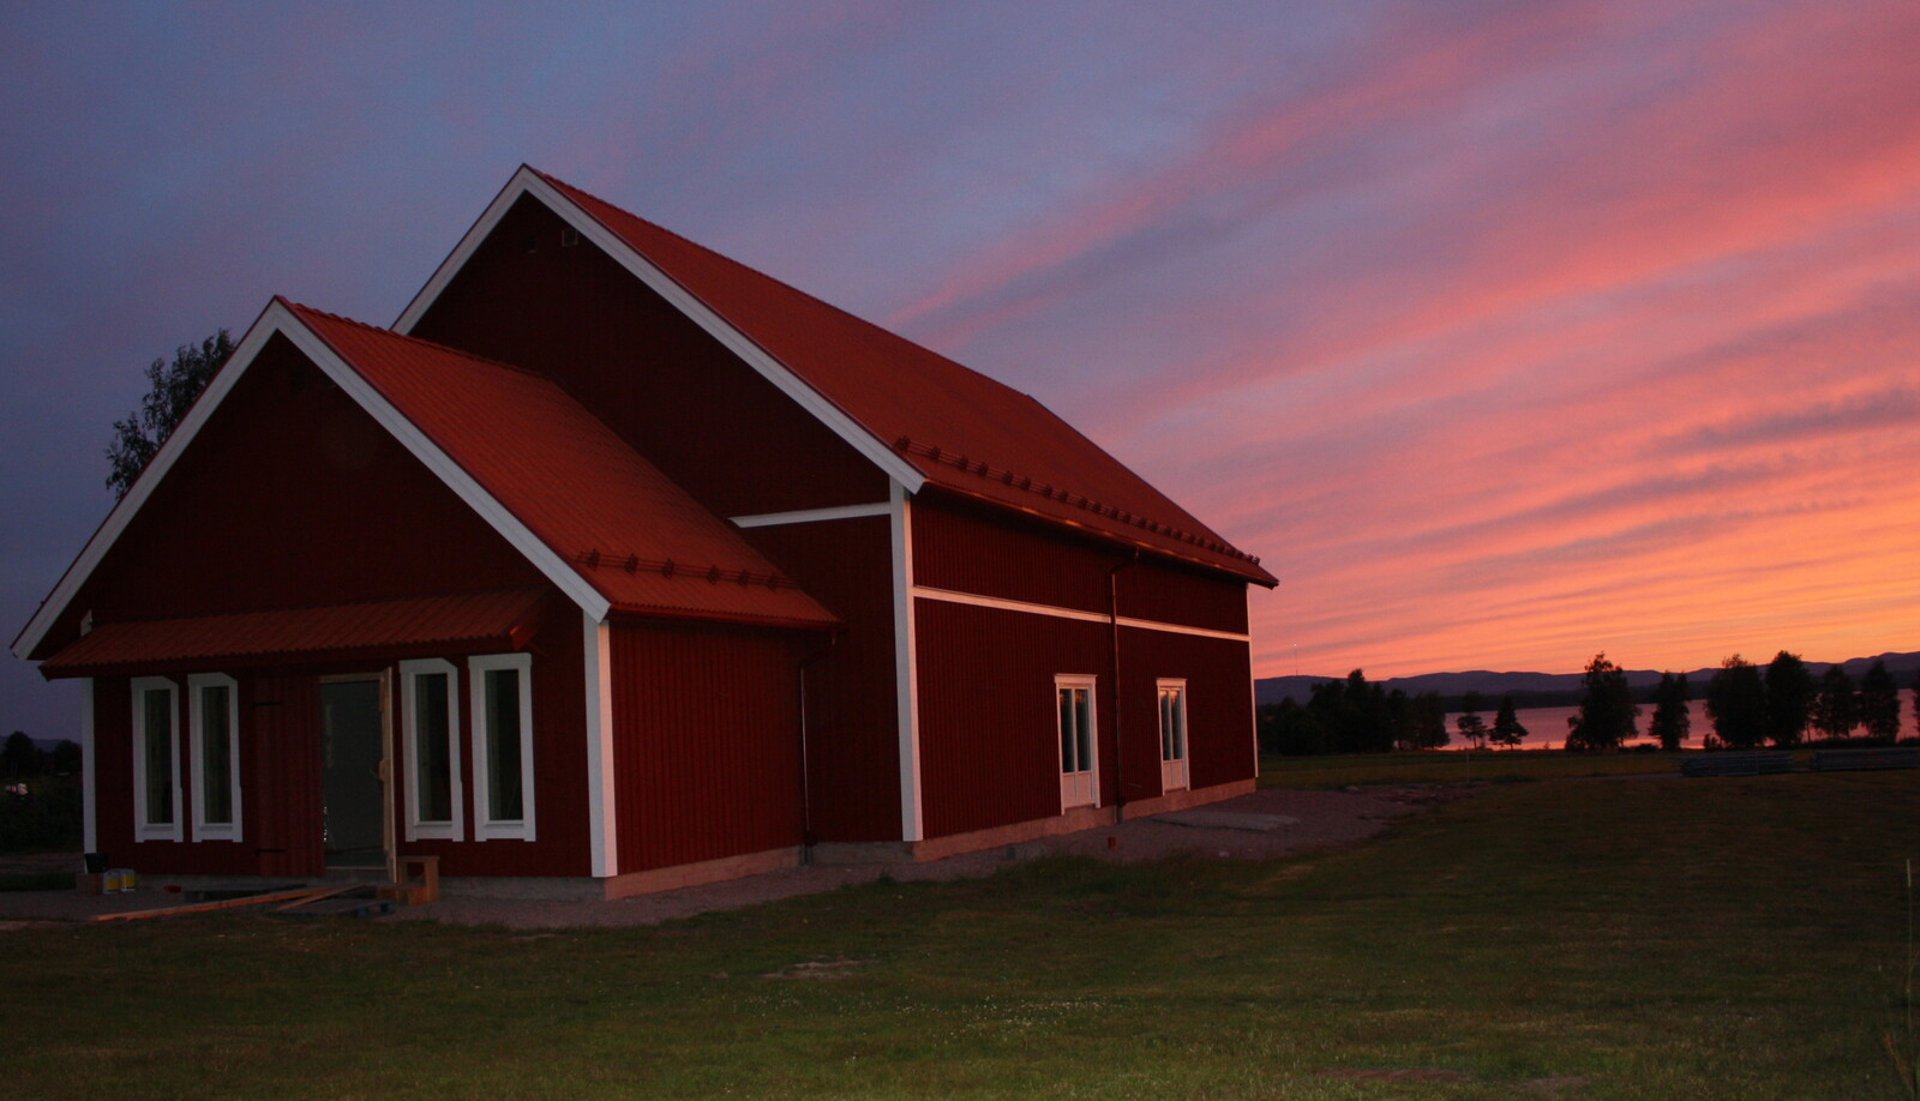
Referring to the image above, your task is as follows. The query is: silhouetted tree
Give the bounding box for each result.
[1307,670,1397,754]
[1411,692,1450,750]
[49,739,82,775]
[1706,655,1767,749]
[1763,650,1814,748]
[1859,660,1903,742]
[1455,690,1488,750]
[1649,672,1691,751]
[2,732,43,778]
[1811,666,1857,741]
[1490,696,1528,749]
[106,330,235,499]
[1567,653,1639,751]
[1260,698,1330,756]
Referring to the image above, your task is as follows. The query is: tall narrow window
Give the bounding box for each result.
[399,659,462,842]
[130,677,181,842]
[1158,679,1189,793]
[189,673,242,841]
[469,654,535,841]
[1056,675,1098,810]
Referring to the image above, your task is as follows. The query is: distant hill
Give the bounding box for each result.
[1255,651,1920,707]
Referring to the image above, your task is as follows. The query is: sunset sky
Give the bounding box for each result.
[3,2,1917,738]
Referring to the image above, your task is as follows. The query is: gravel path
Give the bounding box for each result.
[0,784,1479,930]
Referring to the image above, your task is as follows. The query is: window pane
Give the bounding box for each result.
[143,689,173,825]
[414,672,452,822]
[486,668,523,821]
[1160,690,1174,759]
[1074,689,1092,773]
[1059,688,1075,772]
[1172,692,1186,759]
[201,685,232,824]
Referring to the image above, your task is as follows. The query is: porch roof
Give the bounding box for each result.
[40,589,548,679]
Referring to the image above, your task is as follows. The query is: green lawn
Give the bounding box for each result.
[7,771,1917,1099]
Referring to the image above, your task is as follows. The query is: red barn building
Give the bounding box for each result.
[13,167,1277,898]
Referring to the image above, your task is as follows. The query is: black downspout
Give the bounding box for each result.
[796,631,838,864]
[1108,550,1138,817]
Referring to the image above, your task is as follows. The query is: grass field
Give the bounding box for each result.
[7,769,1917,1099]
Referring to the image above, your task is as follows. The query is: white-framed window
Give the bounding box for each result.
[469,653,535,841]
[1056,674,1098,810]
[130,676,182,842]
[188,673,242,841]
[1158,679,1190,793]
[400,658,463,842]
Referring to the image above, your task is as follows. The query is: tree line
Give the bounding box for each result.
[1258,671,1533,755]
[1259,652,1915,756]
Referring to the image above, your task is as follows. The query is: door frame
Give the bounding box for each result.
[318,670,396,882]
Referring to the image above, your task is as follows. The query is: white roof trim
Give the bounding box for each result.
[13,300,611,660]
[394,166,926,493]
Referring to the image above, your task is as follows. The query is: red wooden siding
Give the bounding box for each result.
[53,336,546,645]
[912,493,1113,616]
[1117,561,1249,636]
[609,623,807,872]
[913,599,1257,840]
[911,493,1249,635]
[913,599,1113,838]
[741,515,901,842]
[409,196,889,520]
[1114,627,1258,794]
[248,672,324,877]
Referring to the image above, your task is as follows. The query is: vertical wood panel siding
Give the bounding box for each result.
[913,599,1113,838]
[250,672,324,877]
[911,494,1115,615]
[411,196,888,519]
[740,516,902,842]
[911,493,1253,635]
[57,338,547,641]
[1117,561,1250,635]
[1118,628,1258,791]
[609,624,807,873]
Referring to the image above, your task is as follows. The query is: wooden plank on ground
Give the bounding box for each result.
[90,885,330,923]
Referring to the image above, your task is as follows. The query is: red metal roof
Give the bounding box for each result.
[534,169,1276,587]
[286,302,839,629]
[42,589,549,678]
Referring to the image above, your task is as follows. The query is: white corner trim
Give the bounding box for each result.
[12,299,613,662]
[397,658,463,843]
[1247,588,1261,778]
[393,167,925,493]
[909,585,1254,643]
[186,672,242,842]
[891,481,924,843]
[730,501,892,528]
[80,678,96,854]
[583,615,617,878]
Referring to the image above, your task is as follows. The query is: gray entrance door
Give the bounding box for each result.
[320,680,386,866]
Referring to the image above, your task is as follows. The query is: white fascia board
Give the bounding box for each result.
[393,167,926,494]
[12,300,284,660]
[730,501,893,528]
[271,306,611,621]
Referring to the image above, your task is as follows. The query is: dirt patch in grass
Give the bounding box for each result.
[762,956,867,980]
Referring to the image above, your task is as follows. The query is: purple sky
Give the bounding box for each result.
[5,2,1919,741]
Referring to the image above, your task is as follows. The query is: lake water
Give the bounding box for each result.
[1443,696,1919,750]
